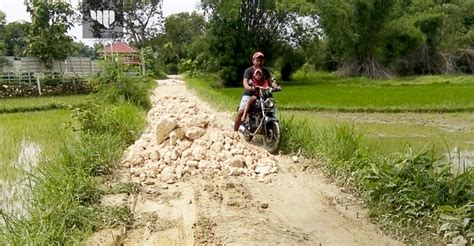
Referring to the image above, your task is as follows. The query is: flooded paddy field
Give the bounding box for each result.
[0,110,75,218]
[285,111,474,168]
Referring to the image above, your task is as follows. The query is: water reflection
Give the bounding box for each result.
[1,139,41,222]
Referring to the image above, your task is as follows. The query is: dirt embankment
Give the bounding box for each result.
[87,76,403,245]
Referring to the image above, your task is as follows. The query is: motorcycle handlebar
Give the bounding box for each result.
[252,85,282,93]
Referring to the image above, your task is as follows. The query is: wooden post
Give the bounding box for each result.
[36,75,42,96]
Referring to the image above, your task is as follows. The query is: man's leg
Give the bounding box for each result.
[234,95,249,131]
[241,96,257,121]
[234,109,244,131]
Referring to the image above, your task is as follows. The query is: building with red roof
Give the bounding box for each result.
[99,41,140,65]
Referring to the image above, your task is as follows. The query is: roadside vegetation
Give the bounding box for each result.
[0,63,154,244]
[186,73,474,245]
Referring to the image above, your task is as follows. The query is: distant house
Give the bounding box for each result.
[99,42,140,65]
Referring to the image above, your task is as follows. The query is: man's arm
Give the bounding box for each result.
[243,78,253,91]
[243,67,253,91]
[263,67,279,88]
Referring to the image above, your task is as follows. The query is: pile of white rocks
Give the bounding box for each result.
[122,95,278,184]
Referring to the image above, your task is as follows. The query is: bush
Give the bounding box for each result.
[1,61,153,244]
[279,116,473,244]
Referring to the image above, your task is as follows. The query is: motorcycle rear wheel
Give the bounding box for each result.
[263,121,281,154]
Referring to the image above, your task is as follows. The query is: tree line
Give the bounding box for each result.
[1,0,473,85]
[151,0,473,85]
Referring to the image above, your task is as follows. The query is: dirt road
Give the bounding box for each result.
[88,76,402,245]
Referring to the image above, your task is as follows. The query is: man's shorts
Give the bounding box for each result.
[239,95,250,111]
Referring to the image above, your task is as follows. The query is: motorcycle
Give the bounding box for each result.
[241,83,282,154]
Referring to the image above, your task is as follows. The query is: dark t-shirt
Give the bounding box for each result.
[243,66,272,95]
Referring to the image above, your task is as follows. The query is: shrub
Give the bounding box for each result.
[279,116,473,244]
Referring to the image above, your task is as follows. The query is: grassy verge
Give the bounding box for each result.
[185,73,474,245]
[1,64,156,244]
[280,117,473,244]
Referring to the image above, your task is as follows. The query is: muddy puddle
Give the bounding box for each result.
[1,139,41,222]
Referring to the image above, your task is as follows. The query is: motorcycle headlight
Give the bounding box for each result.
[264,98,274,108]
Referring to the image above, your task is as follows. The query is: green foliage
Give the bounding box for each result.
[24,0,75,70]
[1,21,29,57]
[70,41,98,58]
[1,60,151,244]
[153,12,207,74]
[202,0,296,86]
[184,74,474,244]
[90,61,154,110]
[438,202,474,245]
[73,102,145,145]
[279,116,318,157]
[314,0,473,77]
[279,116,473,243]
[122,0,164,48]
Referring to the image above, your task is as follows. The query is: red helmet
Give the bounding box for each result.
[252,52,264,60]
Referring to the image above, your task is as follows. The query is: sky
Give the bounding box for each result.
[0,0,201,45]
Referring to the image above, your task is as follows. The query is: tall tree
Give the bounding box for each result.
[201,0,293,86]
[2,21,29,57]
[316,0,402,78]
[24,0,75,70]
[0,10,8,67]
[154,12,207,73]
[123,0,164,48]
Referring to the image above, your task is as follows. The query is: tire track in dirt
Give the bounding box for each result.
[87,76,403,245]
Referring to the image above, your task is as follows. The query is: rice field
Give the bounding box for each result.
[187,72,474,164]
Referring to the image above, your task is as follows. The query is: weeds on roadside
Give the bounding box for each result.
[1,61,155,244]
[280,116,474,244]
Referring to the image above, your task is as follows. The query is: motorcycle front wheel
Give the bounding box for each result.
[263,121,281,154]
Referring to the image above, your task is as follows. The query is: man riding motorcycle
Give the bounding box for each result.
[234,52,280,133]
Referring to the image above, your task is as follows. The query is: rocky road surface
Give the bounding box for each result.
[88,76,403,245]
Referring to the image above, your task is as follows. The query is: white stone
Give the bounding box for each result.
[175,127,186,140]
[169,132,178,145]
[186,127,206,140]
[198,160,210,170]
[255,165,272,177]
[161,166,175,182]
[150,150,160,161]
[229,155,245,168]
[155,117,178,144]
[210,142,223,152]
[245,156,254,167]
[192,147,203,161]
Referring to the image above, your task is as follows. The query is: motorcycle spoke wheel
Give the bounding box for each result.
[263,121,281,154]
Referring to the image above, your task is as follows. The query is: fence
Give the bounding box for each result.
[0,57,99,85]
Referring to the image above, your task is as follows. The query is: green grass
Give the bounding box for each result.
[0,110,76,181]
[217,71,474,112]
[185,73,474,244]
[285,111,474,157]
[186,75,237,111]
[0,95,89,110]
[1,68,153,244]
[0,95,89,114]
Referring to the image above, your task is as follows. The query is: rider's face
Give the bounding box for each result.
[253,58,263,67]
[255,72,263,80]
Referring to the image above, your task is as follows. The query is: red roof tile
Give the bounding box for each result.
[100,42,137,54]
